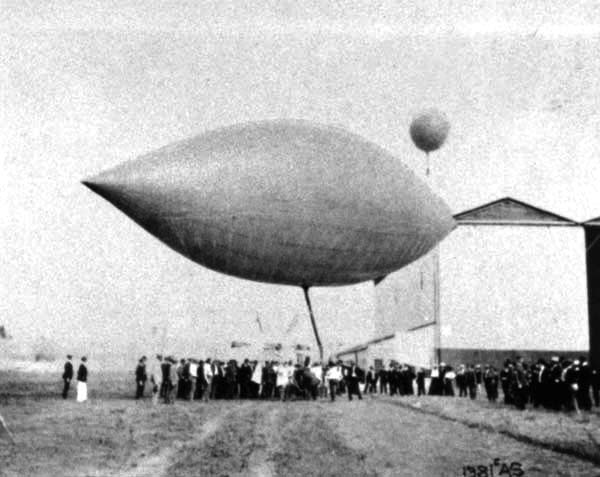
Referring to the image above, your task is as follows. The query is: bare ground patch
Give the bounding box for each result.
[268,402,377,477]
[117,408,227,477]
[166,402,268,477]
[165,401,376,477]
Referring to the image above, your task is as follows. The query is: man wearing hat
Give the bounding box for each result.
[531,359,547,408]
[500,360,512,404]
[365,366,377,394]
[563,359,580,413]
[162,356,174,404]
[416,367,426,396]
[62,355,74,399]
[464,364,477,400]
[344,360,363,401]
[591,366,600,408]
[548,356,562,410]
[76,356,88,403]
[148,354,163,405]
[160,354,170,400]
[325,361,342,401]
[203,358,215,401]
[167,356,178,404]
[135,356,147,399]
[187,358,198,401]
[239,358,253,399]
[377,365,389,395]
[576,357,592,411]
[511,357,529,410]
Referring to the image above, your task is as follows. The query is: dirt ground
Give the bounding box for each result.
[1,372,600,476]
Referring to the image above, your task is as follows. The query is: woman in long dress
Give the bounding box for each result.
[76,357,88,403]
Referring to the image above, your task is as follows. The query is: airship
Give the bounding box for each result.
[83,119,456,359]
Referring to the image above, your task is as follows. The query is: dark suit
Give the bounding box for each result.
[77,363,88,382]
[500,367,511,404]
[531,365,549,408]
[511,363,529,410]
[564,364,580,412]
[389,368,400,396]
[304,368,320,400]
[344,365,363,400]
[193,361,205,400]
[225,362,238,399]
[456,371,467,397]
[135,363,147,399]
[548,363,563,410]
[239,362,253,399]
[592,368,600,407]
[465,369,477,399]
[577,363,592,411]
[377,369,388,394]
[416,370,426,396]
[160,362,170,399]
[62,360,73,399]
[365,370,377,394]
[483,368,499,402]
[212,363,224,399]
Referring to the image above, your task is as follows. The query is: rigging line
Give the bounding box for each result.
[302,286,323,363]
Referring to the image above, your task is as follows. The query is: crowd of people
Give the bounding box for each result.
[61,353,600,414]
[133,355,366,403]
[426,356,600,413]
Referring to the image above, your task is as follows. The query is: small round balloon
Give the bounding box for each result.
[409,109,450,153]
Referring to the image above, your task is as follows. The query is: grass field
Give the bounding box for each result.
[1,370,600,477]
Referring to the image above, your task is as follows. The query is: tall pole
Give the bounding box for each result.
[426,152,442,366]
[302,286,323,363]
[433,246,441,365]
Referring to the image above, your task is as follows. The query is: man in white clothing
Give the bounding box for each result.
[325,360,343,402]
[149,354,163,405]
[251,361,263,397]
[275,362,287,400]
[203,358,214,401]
[188,358,198,401]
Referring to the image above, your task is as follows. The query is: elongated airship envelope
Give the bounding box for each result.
[83,119,455,286]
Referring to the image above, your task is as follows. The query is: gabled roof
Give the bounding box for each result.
[582,216,600,226]
[454,197,578,226]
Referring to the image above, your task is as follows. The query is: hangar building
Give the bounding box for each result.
[336,197,592,370]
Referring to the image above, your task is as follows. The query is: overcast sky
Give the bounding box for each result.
[2,1,600,364]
